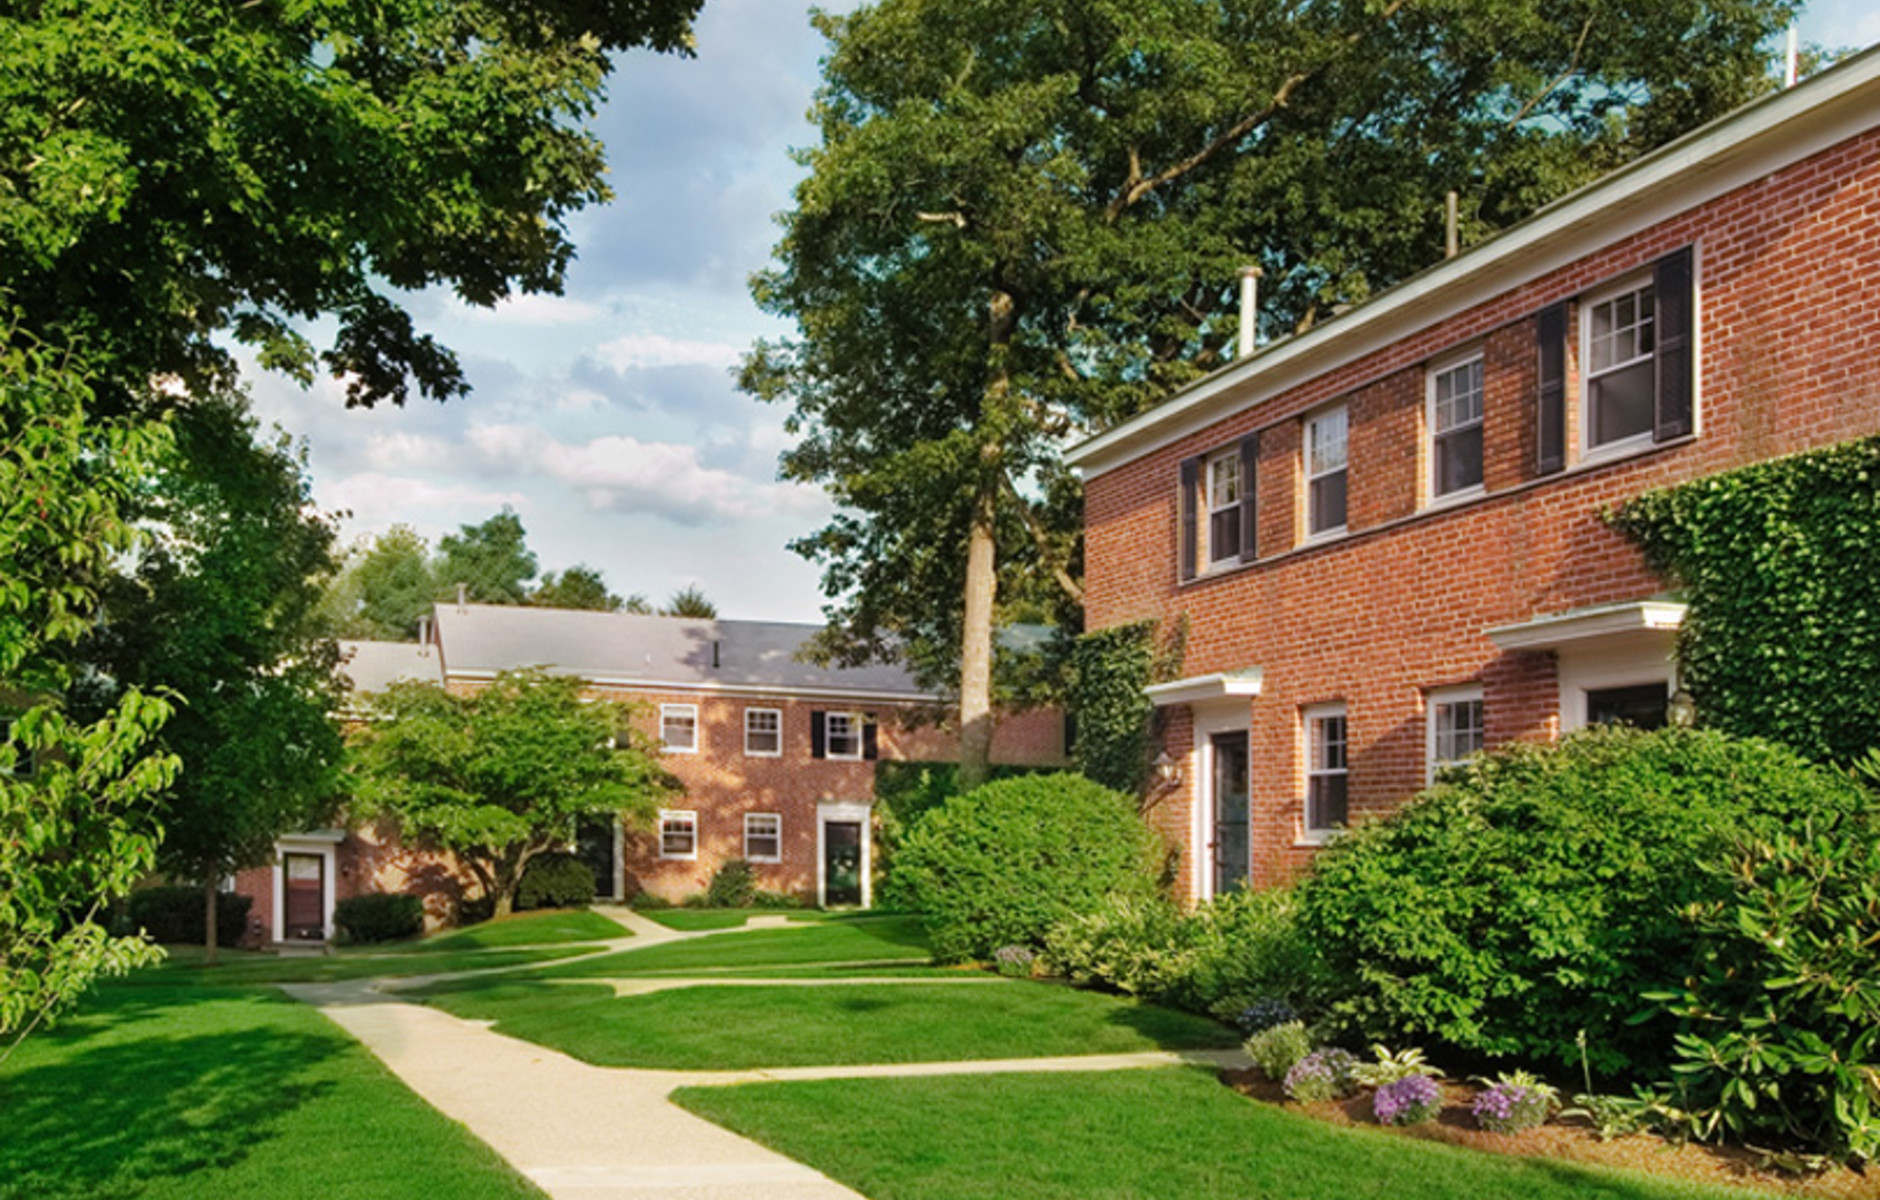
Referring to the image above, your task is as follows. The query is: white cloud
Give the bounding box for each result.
[465,293,606,326]
[360,432,458,473]
[595,332,742,372]
[322,474,531,529]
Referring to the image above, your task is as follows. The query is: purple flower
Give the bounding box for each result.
[1284,1048,1358,1103]
[1374,1073,1442,1125]
[1473,1082,1550,1134]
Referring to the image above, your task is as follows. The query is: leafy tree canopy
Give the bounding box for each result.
[0,0,702,409]
[748,0,1807,783]
[434,508,538,607]
[660,584,717,618]
[531,565,627,612]
[349,669,676,917]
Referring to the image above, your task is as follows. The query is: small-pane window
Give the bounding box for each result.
[1306,407,1348,536]
[1430,357,1485,498]
[745,708,781,757]
[1586,282,1656,448]
[745,813,782,863]
[1586,683,1668,730]
[825,712,862,760]
[660,705,698,753]
[1206,451,1242,565]
[1429,690,1484,781]
[1304,706,1348,837]
[659,810,698,859]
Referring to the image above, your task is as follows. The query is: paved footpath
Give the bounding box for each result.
[287,907,1247,1200]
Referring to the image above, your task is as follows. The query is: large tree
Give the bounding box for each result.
[318,526,441,641]
[350,669,676,917]
[747,0,1805,785]
[83,393,347,964]
[0,0,703,410]
[531,565,629,612]
[434,509,539,605]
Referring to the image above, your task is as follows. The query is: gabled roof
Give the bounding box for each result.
[428,603,935,702]
[1065,43,1880,478]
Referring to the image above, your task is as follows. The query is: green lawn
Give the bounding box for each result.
[636,908,828,931]
[409,980,1237,1070]
[527,915,931,977]
[370,908,627,953]
[134,944,594,986]
[674,1067,1776,1200]
[0,986,543,1200]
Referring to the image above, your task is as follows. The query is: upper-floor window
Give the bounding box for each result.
[660,704,698,754]
[1305,406,1348,538]
[1302,704,1348,841]
[744,707,782,757]
[1205,449,1242,566]
[1427,688,1484,783]
[1429,355,1484,500]
[812,710,875,761]
[1584,279,1656,452]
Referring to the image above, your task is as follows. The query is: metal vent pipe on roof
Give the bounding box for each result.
[1237,265,1263,358]
[456,582,467,612]
[712,640,720,669]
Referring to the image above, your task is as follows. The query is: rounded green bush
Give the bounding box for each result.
[515,852,596,911]
[1296,725,1875,1080]
[334,893,423,944]
[894,772,1164,963]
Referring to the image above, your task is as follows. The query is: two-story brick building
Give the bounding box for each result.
[1069,46,1880,906]
[239,602,1066,942]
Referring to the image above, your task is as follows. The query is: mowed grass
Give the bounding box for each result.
[528,914,932,977]
[0,986,543,1200]
[369,908,627,953]
[635,908,828,931]
[133,944,594,986]
[409,980,1237,1070]
[674,1067,1776,1200]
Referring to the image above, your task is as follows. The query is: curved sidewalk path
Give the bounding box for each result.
[287,908,1248,1200]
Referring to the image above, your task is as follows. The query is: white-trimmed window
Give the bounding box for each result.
[658,810,698,859]
[1205,449,1243,566]
[660,704,698,753]
[744,707,782,757]
[744,813,782,863]
[1428,355,1485,500]
[1427,688,1485,783]
[1583,278,1656,452]
[1303,704,1348,841]
[824,711,863,760]
[1305,405,1348,537]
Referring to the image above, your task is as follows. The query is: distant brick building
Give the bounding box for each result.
[1068,47,1880,905]
[235,605,1065,942]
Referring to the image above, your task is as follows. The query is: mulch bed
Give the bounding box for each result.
[1222,1070,1876,1199]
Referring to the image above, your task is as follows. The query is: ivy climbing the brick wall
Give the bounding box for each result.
[1610,435,1880,766]
[1069,617,1190,794]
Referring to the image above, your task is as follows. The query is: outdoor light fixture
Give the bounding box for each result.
[1668,687,1698,728]
[1153,750,1183,787]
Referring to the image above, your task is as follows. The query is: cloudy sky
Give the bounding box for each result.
[248,0,1880,624]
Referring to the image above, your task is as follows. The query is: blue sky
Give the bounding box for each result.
[248,0,1880,623]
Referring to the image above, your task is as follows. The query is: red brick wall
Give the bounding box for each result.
[1084,126,1880,903]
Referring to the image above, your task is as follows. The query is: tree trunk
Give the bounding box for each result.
[202,874,220,968]
[957,479,998,791]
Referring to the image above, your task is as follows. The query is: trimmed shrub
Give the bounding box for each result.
[515,852,595,911]
[127,885,251,947]
[1043,895,1190,997]
[1296,726,1876,1080]
[1245,1020,1312,1081]
[334,893,423,944]
[704,859,756,908]
[1375,1074,1443,1126]
[894,772,1164,963]
[873,760,1041,910]
[1285,1048,1359,1103]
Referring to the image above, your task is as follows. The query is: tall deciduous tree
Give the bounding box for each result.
[531,565,626,612]
[350,670,676,917]
[83,393,346,964]
[748,0,1805,786]
[660,585,718,618]
[318,526,441,641]
[0,0,703,409]
[434,508,539,605]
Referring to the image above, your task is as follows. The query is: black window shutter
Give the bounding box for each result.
[1654,246,1694,442]
[1535,302,1568,475]
[862,718,878,761]
[1237,433,1259,563]
[810,710,826,759]
[1178,456,1200,581]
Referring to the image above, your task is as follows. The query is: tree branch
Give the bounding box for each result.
[1505,17,1595,129]
[1000,472,1084,604]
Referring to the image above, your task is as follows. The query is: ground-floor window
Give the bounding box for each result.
[658,809,698,860]
[1585,682,1669,730]
[744,812,782,863]
[1303,703,1348,841]
[1427,687,1485,782]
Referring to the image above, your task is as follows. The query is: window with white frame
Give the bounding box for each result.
[1303,704,1348,839]
[1427,688,1484,782]
[1428,355,1484,499]
[744,813,782,863]
[1583,279,1656,451]
[1305,406,1348,537]
[823,711,863,760]
[658,810,697,859]
[744,707,782,757]
[1205,449,1242,565]
[660,704,698,753]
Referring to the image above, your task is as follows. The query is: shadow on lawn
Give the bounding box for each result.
[0,1005,343,1200]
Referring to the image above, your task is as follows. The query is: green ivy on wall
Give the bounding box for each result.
[1069,617,1188,795]
[1610,435,1880,766]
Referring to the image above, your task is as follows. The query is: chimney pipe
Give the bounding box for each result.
[1237,266,1263,358]
[455,582,467,612]
[1445,191,1460,259]
[1785,24,1799,88]
[712,640,721,670]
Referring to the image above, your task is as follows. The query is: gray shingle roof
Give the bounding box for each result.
[428,603,932,700]
[336,640,446,694]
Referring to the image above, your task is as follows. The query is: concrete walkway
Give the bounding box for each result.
[288,912,1249,1200]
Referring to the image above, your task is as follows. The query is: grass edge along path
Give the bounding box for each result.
[0,985,545,1200]
[673,1066,1780,1200]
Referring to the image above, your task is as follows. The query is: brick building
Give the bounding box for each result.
[237,603,1065,943]
[1068,47,1880,906]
